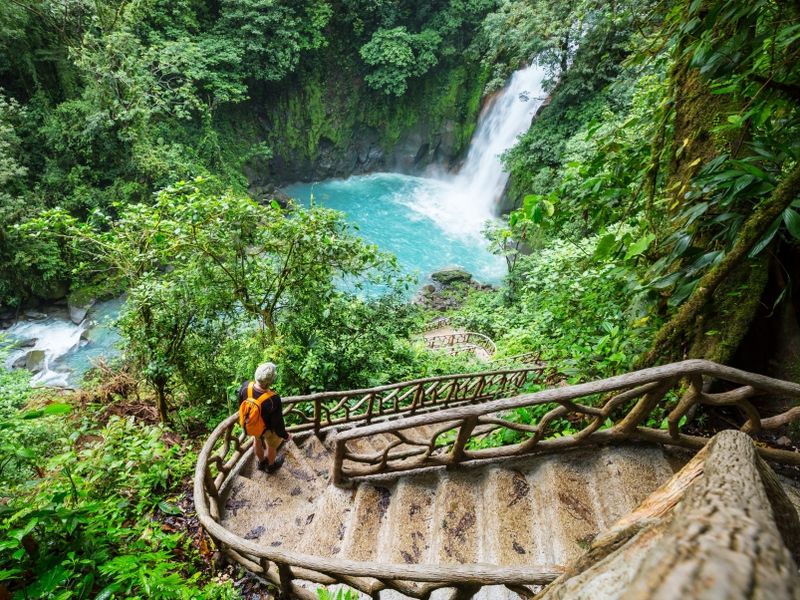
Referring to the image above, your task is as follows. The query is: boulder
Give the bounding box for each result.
[23,309,47,321]
[431,267,472,285]
[25,349,46,373]
[68,297,95,325]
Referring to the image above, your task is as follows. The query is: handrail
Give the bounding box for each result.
[331,359,800,484]
[279,365,553,435]
[491,350,543,366]
[421,316,451,332]
[195,360,800,598]
[424,331,497,356]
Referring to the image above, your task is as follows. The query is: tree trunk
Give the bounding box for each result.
[538,430,800,599]
[155,378,170,424]
[640,163,800,366]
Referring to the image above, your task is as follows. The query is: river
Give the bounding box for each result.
[2,63,547,387]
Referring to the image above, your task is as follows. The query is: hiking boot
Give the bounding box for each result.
[266,455,284,473]
[257,458,270,472]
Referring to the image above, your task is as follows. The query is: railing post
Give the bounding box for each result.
[277,563,293,598]
[331,437,347,486]
[313,397,321,436]
[366,392,375,424]
[451,416,478,465]
[411,384,423,414]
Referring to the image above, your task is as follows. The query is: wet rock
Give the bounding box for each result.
[11,354,27,369]
[39,281,68,301]
[17,338,37,348]
[421,284,436,295]
[249,182,293,208]
[25,349,46,373]
[68,297,96,325]
[23,309,47,321]
[431,267,472,285]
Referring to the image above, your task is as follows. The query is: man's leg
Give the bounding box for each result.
[254,435,266,462]
[267,444,277,465]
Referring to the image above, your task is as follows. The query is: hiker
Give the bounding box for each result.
[238,362,291,473]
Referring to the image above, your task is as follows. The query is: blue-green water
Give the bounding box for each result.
[284,173,507,286]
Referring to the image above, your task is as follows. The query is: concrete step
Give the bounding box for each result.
[376,474,439,565]
[338,482,394,561]
[428,471,482,565]
[221,473,317,550]
[481,466,537,567]
[294,484,354,557]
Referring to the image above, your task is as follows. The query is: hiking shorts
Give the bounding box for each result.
[262,429,283,450]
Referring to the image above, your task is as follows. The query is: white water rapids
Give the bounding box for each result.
[2,298,122,387]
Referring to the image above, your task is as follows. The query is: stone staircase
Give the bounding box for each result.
[220,429,686,597]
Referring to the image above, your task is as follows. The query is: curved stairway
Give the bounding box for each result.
[220,431,685,597]
[197,360,800,599]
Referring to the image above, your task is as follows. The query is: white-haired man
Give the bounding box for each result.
[238,362,291,473]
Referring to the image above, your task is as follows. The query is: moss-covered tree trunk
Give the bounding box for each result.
[639,1,797,370]
[642,164,800,366]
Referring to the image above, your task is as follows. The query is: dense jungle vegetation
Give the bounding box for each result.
[2,0,800,597]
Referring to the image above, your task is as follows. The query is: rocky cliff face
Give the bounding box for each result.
[241,64,486,198]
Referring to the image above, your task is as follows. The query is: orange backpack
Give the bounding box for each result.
[238,382,276,437]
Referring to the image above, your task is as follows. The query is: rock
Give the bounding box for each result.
[776,435,792,448]
[25,349,46,373]
[18,338,37,348]
[23,309,47,321]
[68,297,96,325]
[421,284,436,295]
[431,267,472,285]
[11,354,27,369]
[39,280,68,301]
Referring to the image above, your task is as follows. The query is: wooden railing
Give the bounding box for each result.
[280,365,553,435]
[195,360,800,598]
[491,351,543,366]
[331,359,800,484]
[194,366,561,599]
[423,331,497,357]
[421,316,451,332]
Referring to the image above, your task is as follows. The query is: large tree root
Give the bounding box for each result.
[538,430,800,599]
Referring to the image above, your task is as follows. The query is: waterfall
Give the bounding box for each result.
[404,63,548,239]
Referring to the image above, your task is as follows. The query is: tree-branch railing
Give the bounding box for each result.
[195,360,800,598]
[194,365,562,599]
[331,360,800,485]
[423,331,497,357]
[281,365,552,435]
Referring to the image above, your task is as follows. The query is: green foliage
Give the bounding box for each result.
[217,0,332,82]
[360,27,441,96]
[0,405,232,599]
[317,586,360,600]
[461,234,659,378]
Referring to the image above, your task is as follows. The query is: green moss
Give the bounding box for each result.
[687,257,769,363]
[247,57,488,170]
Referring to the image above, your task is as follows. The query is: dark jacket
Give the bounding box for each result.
[238,381,289,439]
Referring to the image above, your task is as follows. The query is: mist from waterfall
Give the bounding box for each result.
[402,63,548,239]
